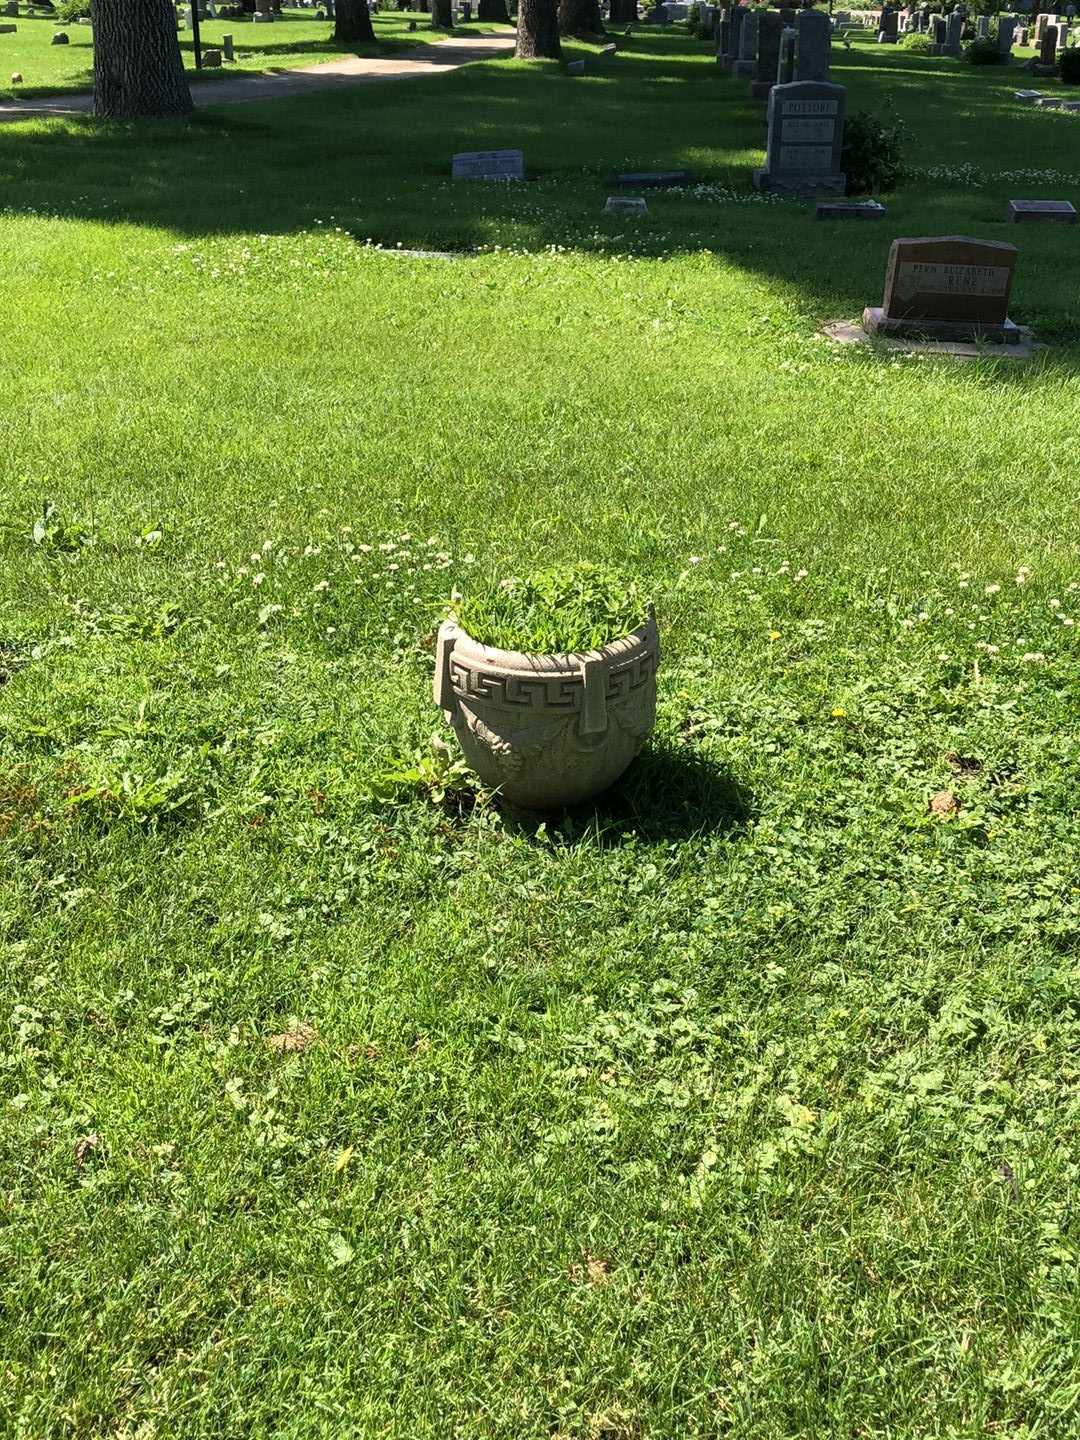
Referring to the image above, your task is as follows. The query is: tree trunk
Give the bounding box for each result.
[335,0,377,43]
[607,0,636,21]
[559,0,603,34]
[431,0,453,26]
[478,0,511,16]
[516,0,561,54]
[91,0,193,120]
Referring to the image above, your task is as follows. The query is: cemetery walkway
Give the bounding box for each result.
[0,32,515,123]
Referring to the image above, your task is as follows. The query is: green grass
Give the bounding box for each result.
[454,564,648,652]
[2,28,1080,1440]
[0,7,509,99]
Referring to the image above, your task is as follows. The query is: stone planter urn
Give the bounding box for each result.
[433,613,660,809]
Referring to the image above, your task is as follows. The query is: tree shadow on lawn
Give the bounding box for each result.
[0,37,1078,352]
[503,741,752,847]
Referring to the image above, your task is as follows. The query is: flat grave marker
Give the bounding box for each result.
[815,199,885,220]
[604,196,648,213]
[612,169,692,187]
[1007,198,1078,223]
[451,149,525,181]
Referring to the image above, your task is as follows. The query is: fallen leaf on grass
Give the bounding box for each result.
[265,1021,318,1053]
[569,1252,610,1287]
[929,790,959,817]
[74,1133,100,1168]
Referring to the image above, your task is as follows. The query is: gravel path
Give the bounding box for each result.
[0,32,515,123]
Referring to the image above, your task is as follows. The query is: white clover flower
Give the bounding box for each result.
[314,579,331,592]
[252,573,265,587]
[985,583,1001,596]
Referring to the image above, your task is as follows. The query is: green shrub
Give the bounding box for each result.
[57,0,91,20]
[1061,48,1080,84]
[902,31,934,53]
[966,36,1003,63]
[452,563,647,654]
[842,110,904,196]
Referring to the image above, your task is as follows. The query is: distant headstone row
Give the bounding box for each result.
[718,3,832,95]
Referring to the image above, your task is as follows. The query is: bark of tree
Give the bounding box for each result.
[91,0,193,120]
[335,0,378,42]
[431,0,454,26]
[478,0,511,17]
[607,0,636,19]
[516,0,561,54]
[558,0,603,35]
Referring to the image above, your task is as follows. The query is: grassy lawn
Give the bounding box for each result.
[0,8,510,99]
[2,28,1079,1440]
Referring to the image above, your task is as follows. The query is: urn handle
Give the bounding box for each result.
[580,657,608,736]
[434,623,457,716]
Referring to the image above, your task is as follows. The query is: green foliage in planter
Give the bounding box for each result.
[453,563,647,654]
[965,36,1003,64]
[1061,48,1080,84]
[902,31,934,53]
[842,109,904,195]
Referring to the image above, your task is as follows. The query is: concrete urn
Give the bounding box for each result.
[434,614,660,809]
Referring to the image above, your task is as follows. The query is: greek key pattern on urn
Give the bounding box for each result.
[448,648,656,712]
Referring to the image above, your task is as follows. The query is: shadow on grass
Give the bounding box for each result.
[504,741,752,846]
[0,30,1077,358]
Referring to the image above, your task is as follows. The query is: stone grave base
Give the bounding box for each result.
[862,307,1023,346]
[754,168,845,196]
[749,80,774,100]
[824,319,1035,362]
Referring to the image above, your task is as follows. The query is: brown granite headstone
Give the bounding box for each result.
[863,236,1021,344]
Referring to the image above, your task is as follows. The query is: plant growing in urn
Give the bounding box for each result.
[434,565,659,809]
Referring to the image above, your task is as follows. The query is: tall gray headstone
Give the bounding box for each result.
[795,6,831,80]
[945,11,963,53]
[733,5,758,77]
[777,25,796,84]
[753,80,846,194]
[998,13,1016,55]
